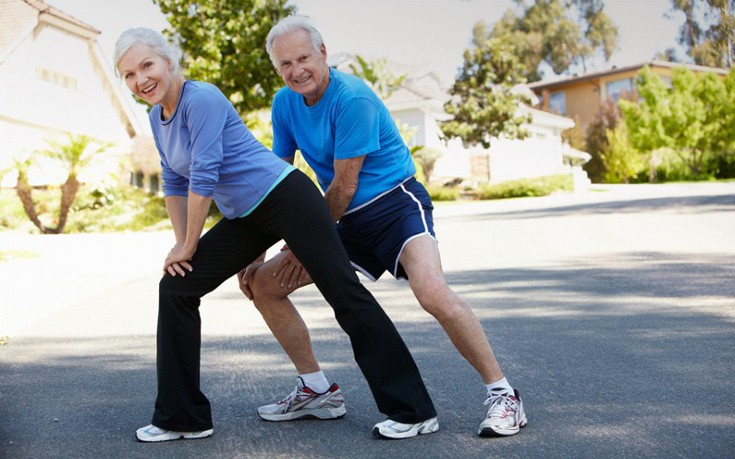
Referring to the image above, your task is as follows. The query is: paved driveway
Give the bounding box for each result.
[1,182,733,458]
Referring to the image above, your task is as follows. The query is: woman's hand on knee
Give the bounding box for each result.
[274,248,308,289]
[238,262,262,300]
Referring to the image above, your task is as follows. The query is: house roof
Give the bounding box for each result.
[0,0,143,137]
[22,0,99,34]
[527,60,730,91]
[1,0,100,62]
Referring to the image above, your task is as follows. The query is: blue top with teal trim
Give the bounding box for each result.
[149,80,293,219]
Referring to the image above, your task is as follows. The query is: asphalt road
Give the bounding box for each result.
[1,182,734,458]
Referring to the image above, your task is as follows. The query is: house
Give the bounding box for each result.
[0,0,144,187]
[527,60,730,131]
[331,54,589,190]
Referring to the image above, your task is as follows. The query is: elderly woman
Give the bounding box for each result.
[114,28,436,442]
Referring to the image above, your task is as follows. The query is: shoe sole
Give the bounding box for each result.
[258,405,347,422]
[136,428,213,442]
[478,416,527,437]
[372,418,439,440]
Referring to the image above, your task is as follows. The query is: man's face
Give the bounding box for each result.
[272,29,329,106]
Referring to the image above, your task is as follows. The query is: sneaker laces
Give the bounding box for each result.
[484,392,517,419]
[277,380,315,408]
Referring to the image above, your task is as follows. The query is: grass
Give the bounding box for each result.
[0,249,38,263]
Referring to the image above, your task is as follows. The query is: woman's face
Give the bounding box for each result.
[118,43,175,107]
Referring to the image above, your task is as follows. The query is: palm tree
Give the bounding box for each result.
[14,134,110,234]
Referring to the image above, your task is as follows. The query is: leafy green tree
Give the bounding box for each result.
[411,147,443,184]
[153,0,295,119]
[601,124,644,183]
[440,22,532,148]
[490,0,618,82]
[619,66,734,178]
[348,54,406,100]
[670,0,734,68]
[14,134,110,234]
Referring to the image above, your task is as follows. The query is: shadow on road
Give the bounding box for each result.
[446,193,735,222]
[2,250,733,458]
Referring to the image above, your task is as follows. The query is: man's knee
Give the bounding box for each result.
[414,281,463,318]
[249,268,289,305]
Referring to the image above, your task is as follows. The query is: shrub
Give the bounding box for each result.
[476,174,573,200]
[425,185,460,201]
[2,184,172,233]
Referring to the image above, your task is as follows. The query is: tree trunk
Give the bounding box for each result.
[54,175,80,234]
[15,170,53,234]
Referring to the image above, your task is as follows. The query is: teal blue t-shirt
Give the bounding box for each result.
[271,68,415,212]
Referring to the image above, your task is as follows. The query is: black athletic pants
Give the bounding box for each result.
[151,170,436,431]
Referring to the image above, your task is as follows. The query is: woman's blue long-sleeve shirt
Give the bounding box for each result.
[149,80,292,219]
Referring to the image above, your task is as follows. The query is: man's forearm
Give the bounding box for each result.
[324,183,356,222]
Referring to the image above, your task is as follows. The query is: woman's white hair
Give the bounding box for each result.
[265,15,324,68]
[113,27,182,77]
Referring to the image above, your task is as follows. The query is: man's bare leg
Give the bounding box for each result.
[400,235,503,384]
[247,251,320,374]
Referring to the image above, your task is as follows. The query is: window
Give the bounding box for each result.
[606,78,633,102]
[548,91,566,115]
[36,67,77,90]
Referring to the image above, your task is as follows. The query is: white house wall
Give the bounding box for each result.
[488,134,565,182]
[0,22,132,186]
[392,109,427,148]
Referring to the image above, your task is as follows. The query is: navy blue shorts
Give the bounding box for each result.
[337,177,435,281]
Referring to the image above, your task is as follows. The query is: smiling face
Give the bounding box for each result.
[118,43,179,114]
[271,28,329,106]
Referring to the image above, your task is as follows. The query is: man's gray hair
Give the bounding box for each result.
[114,27,182,78]
[266,15,324,68]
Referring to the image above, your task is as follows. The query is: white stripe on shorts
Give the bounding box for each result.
[392,181,432,278]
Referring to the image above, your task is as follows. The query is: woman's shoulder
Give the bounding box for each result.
[182,80,228,109]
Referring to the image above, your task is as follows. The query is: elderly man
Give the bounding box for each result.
[239,15,526,439]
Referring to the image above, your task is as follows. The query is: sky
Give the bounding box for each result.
[47,0,686,83]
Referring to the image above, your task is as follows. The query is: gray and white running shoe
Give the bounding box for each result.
[257,377,346,421]
[478,389,527,437]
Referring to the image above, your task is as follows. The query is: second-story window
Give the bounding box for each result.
[606,78,633,102]
[36,67,78,91]
[549,91,566,115]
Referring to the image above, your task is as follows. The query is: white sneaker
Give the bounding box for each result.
[257,377,346,421]
[478,389,527,437]
[135,424,213,442]
[372,417,439,439]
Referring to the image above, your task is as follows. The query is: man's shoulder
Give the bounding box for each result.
[331,68,373,97]
[272,85,299,109]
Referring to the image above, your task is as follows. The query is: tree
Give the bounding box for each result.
[14,135,110,234]
[619,66,734,178]
[154,0,295,120]
[670,0,734,68]
[490,0,619,82]
[601,124,644,183]
[348,54,406,100]
[411,147,443,184]
[440,22,533,149]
